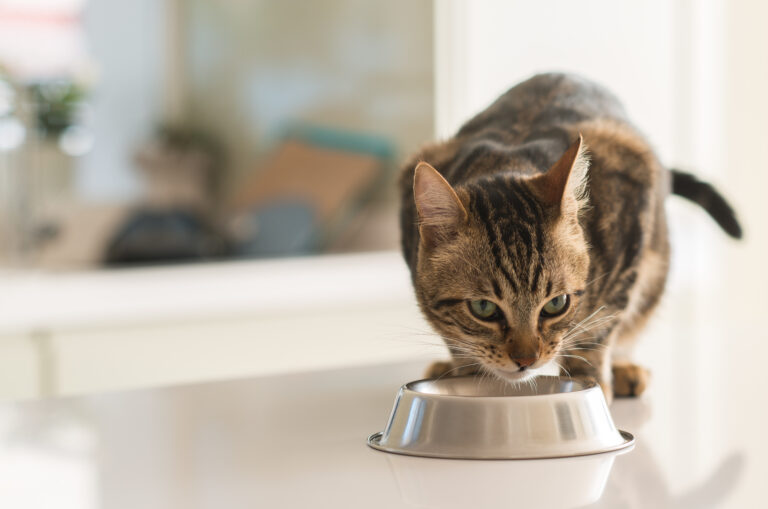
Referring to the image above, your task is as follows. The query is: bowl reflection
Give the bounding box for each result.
[385,447,630,509]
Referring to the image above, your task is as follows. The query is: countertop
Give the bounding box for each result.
[0,347,761,508]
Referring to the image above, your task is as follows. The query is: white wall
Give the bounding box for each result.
[720,4,768,505]
[436,0,684,163]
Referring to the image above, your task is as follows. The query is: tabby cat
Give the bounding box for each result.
[399,73,741,400]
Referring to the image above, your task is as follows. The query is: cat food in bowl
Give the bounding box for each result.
[367,375,633,460]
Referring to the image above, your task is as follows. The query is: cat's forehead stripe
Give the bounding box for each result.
[471,189,520,294]
[470,179,550,295]
[490,278,503,300]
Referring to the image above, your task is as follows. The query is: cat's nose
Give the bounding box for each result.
[505,341,539,368]
[507,341,539,369]
[513,356,537,368]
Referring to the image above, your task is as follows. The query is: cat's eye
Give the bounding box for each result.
[468,299,500,320]
[540,294,570,318]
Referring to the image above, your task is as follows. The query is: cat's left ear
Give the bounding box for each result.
[413,162,468,250]
[528,135,589,214]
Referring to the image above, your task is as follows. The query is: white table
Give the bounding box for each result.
[0,349,763,509]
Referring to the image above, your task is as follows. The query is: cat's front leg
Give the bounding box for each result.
[612,362,650,397]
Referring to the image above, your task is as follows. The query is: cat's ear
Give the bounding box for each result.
[413,162,467,249]
[528,135,589,213]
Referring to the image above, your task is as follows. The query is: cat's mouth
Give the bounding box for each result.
[490,359,560,383]
[491,366,538,383]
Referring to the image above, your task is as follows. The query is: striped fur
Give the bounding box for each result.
[399,73,675,400]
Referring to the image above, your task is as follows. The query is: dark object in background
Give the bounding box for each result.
[102,126,230,266]
[135,126,226,213]
[235,201,318,258]
[104,210,231,265]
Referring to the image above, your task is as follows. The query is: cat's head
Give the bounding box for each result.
[413,137,590,382]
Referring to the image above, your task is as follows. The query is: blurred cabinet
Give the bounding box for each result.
[0,252,435,401]
[49,303,430,397]
[0,336,40,400]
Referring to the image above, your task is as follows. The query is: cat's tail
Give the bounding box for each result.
[669,169,742,239]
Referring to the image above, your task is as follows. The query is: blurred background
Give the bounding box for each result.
[0,0,764,409]
[2,1,768,507]
[0,0,433,266]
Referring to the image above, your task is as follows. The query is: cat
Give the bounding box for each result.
[399,73,741,401]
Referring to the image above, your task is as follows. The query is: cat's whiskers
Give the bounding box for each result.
[557,332,608,371]
[559,311,618,360]
[450,346,483,356]
[380,327,487,355]
[562,308,617,342]
[560,334,608,350]
[560,338,601,354]
[484,365,498,387]
[557,353,595,368]
[520,373,536,393]
[446,341,485,355]
[584,271,610,289]
[475,365,489,391]
[388,339,477,356]
[554,359,573,378]
[565,341,608,352]
[561,309,607,342]
[445,336,486,350]
[435,361,484,381]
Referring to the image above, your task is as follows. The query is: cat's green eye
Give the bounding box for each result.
[541,294,570,318]
[468,299,499,320]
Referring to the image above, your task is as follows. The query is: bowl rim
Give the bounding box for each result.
[366,430,635,460]
[403,375,597,400]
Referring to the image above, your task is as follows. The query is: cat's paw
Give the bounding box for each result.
[612,362,650,398]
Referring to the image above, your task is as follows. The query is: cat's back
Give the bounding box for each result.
[399,73,668,273]
[458,73,629,140]
[433,73,654,187]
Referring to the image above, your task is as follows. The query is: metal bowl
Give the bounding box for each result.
[367,375,633,460]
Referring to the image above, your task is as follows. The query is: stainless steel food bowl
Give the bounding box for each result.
[368,375,633,460]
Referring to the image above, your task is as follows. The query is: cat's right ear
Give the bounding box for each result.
[527,135,589,215]
[413,162,467,250]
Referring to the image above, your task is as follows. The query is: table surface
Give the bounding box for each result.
[0,340,763,509]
